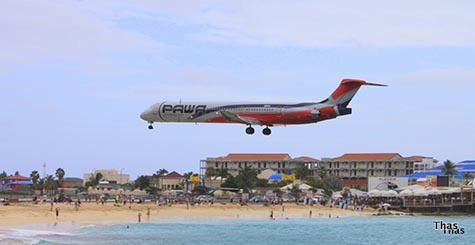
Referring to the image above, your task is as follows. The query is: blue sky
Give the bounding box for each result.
[1,1,474,179]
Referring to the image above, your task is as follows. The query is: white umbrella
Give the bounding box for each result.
[399,189,413,197]
[298,184,313,191]
[368,190,382,197]
[413,189,428,197]
[382,190,399,197]
[426,188,442,195]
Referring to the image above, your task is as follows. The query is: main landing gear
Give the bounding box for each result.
[262,127,271,136]
[148,122,154,130]
[245,126,255,135]
[245,125,271,135]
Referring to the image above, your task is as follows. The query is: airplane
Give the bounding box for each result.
[140,78,386,135]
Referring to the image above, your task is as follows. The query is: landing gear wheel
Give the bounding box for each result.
[148,123,154,130]
[263,127,271,135]
[245,126,255,135]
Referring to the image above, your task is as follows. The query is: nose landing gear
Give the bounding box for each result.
[148,122,154,130]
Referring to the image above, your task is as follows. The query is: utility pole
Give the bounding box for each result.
[42,163,46,194]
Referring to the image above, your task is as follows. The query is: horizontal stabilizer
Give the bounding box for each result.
[363,82,388,87]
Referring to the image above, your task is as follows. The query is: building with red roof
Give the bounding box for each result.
[160,171,184,190]
[319,153,421,190]
[201,153,319,177]
[0,173,33,191]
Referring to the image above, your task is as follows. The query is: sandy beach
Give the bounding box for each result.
[0,202,378,227]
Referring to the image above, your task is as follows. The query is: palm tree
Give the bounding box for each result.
[55,168,65,187]
[235,166,258,193]
[30,170,40,189]
[441,160,457,186]
[441,160,457,176]
[217,168,229,184]
[294,163,309,180]
[153,169,169,178]
[42,175,57,192]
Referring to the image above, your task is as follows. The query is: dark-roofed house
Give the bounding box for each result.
[319,153,416,190]
[200,153,319,177]
[62,177,83,188]
[160,171,184,191]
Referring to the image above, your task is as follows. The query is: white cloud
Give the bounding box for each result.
[0,0,163,72]
[128,0,475,47]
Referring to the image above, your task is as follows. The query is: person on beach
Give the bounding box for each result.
[50,198,54,212]
[55,207,60,220]
[147,208,151,220]
[138,212,142,223]
[309,210,312,217]
[270,210,274,219]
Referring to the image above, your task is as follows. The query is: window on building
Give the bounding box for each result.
[264,162,267,168]
[258,163,261,168]
[354,162,357,168]
[329,163,332,168]
[283,162,286,168]
[215,162,219,168]
[239,162,241,168]
[371,162,374,168]
[278,163,281,168]
[388,162,392,168]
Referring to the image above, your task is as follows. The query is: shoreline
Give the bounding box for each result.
[0,202,374,228]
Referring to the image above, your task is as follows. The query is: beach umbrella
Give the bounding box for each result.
[399,189,413,197]
[298,184,312,191]
[426,188,442,195]
[269,174,282,181]
[413,189,428,197]
[368,190,381,197]
[381,190,399,197]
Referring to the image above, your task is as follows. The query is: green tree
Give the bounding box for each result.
[134,175,151,190]
[205,167,216,178]
[14,171,19,176]
[217,168,229,184]
[317,166,328,180]
[294,163,309,180]
[256,178,270,187]
[42,175,57,191]
[153,169,168,178]
[30,170,40,189]
[0,171,7,179]
[289,184,302,199]
[221,175,238,189]
[441,160,457,186]
[55,168,65,187]
[235,166,258,193]
[84,172,103,188]
[183,171,195,179]
[95,172,103,182]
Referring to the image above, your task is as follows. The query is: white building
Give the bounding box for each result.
[82,168,129,186]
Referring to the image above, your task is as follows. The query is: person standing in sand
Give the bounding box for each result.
[55,207,60,220]
[146,207,150,220]
[138,212,142,223]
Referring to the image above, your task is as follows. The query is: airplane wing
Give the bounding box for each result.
[219,110,263,125]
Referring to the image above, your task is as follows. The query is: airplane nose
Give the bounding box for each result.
[140,108,152,121]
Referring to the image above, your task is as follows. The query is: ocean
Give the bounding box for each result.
[1,215,473,244]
